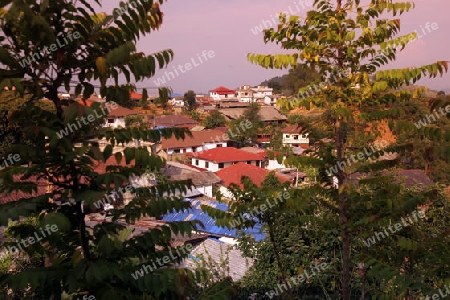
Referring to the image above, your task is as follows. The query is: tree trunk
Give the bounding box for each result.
[336,116,350,300]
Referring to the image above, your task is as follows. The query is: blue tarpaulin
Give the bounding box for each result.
[162,199,266,242]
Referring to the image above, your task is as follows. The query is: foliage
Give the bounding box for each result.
[261,64,321,95]
[244,0,450,299]
[0,0,231,299]
[183,90,198,111]
[202,110,227,129]
[125,115,144,127]
[229,103,263,146]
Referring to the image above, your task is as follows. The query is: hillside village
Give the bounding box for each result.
[1,0,450,299]
[1,84,434,285]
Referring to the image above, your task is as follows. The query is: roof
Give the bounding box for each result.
[209,86,236,95]
[219,106,287,122]
[161,199,266,242]
[215,162,290,188]
[187,147,263,163]
[92,156,134,174]
[154,115,197,127]
[183,238,253,281]
[282,124,305,134]
[239,147,282,160]
[130,92,142,99]
[0,175,48,205]
[162,162,221,186]
[161,129,230,150]
[347,169,434,190]
[108,105,137,117]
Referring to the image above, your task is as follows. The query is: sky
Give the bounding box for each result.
[97,0,450,95]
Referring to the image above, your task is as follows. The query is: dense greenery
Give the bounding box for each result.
[183,90,198,111]
[202,110,228,129]
[261,64,321,95]
[0,0,233,299]
[244,0,450,299]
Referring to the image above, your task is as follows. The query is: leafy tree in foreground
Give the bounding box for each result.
[247,0,449,299]
[0,0,233,299]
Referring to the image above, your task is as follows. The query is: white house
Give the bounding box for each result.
[252,85,273,98]
[161,162,220,198]
[239,147,286,170]
[282,125,310,149]
[235,85,254,102]
[187,147,263,172]
[209,86,236,101]
[104,104,137,129]
[160,129,229,156]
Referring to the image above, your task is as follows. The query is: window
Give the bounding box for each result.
[255,161,260,167]
[286,135,290,138]
[205,162,209,168]
[247,161,251,164]
[293,135,299,140]
[217,144,223,147]
[218,163,224,169]
[173,149,180,153]
[107,118,115,123]
[195,160,199,166]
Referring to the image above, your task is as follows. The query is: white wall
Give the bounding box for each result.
[282,133,309,144]
[167,142,227,155]
[266,158,286,170]
[196,184,213,197]
[219,185,234,199]
[104,117,125,128]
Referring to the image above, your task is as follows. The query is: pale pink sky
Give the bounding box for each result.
[97,0,450,94]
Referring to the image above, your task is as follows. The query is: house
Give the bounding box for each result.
[252,85,273,98]
[153,115,197,128]
[215,162,291,199]
[104,105,137,128]
[209,86,236,101]
[282,124,310,148]
[240,147,286,170]
[236,85,274,103]
[219,105,287,125]
[187,147,263,172]
[161,162,221,198]
[235,85,254,102]
[160,129,230,160]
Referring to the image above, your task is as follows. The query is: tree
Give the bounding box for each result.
[247,0,449,299]
[0,1,233,299]
[202,110,227,129]
[228,103,263,147]
[183,90,198,111]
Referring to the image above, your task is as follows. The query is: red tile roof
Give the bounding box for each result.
[209,86,236,95]
[187,147,262,163]
[215,163,289,188]
[162,129,230,150]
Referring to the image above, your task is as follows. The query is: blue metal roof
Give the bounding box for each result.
[162,199,266,242]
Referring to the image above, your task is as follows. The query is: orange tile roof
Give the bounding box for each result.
[187,147,262,163]
[215,162,289,188]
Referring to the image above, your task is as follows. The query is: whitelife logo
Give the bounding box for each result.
[153,50,215,87]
